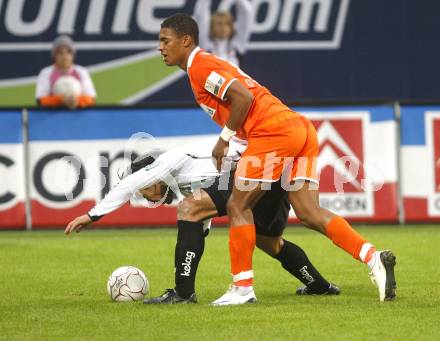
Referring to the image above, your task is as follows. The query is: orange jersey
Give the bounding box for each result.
[187,47,297,139]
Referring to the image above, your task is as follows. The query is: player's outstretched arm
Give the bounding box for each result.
[65,214,92,234]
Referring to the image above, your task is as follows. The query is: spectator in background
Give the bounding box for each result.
[194,0,252,67]
[35,36,96,109]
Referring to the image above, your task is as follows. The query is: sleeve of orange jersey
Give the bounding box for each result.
[190,61,237,101]
[38,95,64,107]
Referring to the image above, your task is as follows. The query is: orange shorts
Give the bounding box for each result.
[236,112,319,184]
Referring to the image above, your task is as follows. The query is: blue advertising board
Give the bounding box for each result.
[0,110,25,228]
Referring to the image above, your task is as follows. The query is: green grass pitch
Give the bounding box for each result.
[1,225,439,340]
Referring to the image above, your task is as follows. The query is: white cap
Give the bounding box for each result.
[52,35,75,57]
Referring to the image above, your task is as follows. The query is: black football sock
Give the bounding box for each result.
[273,239,331,293]
[174,220,205,298]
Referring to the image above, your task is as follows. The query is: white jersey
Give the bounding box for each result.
[194,0,252,66]
[35,64,97,99]
[88,137,247,219]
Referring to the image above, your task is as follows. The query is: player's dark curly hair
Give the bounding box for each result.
[121,151,176,205]
[161,13,199,45]
[130,154,156,174]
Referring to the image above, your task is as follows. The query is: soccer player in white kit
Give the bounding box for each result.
[65,137,340,303]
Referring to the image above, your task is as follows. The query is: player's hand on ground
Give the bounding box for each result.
[65,214,92,235]
[63,94,79,109]
[212,137,229,171]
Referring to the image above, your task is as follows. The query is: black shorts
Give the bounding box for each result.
[203,175,290,237]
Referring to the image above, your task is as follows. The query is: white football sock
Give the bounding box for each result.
[367,251,379,270]
[234,285,253,296]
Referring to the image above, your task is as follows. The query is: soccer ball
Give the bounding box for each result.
[107,266,149,302]
[53,75,82,97]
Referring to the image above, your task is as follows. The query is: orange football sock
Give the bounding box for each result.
[229,224,256,287]
[325,216,367,261]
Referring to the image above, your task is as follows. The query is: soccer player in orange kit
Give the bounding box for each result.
[158,13,396,305]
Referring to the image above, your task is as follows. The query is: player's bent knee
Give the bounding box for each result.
[226,197,249,217]
[177,198,192,221]
[295,209,326,233]
[177,197,207,222]
[226,201,238,218]
[256,236,283,257]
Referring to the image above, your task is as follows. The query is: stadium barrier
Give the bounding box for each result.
[26,108,219,229]
[296,105,398,223]
[400,105,440,221]
[0,110,26,229]
[0,103,437,229]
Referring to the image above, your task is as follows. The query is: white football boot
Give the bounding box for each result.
[369,250,397,301]
[211,285,257,306]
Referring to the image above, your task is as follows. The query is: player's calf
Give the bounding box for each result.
[271,239,337,294]
[174,220,205,298]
